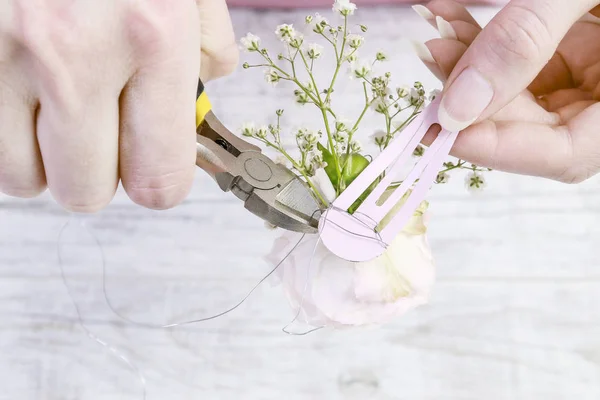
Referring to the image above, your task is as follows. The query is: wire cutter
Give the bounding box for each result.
[195,80,320,234]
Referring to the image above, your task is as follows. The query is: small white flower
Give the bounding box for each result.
[465,171,487,192]
[274,155,288,166]
[396,85,410,98]
[343,49,359,63]
[429,89,442,101]
[241,122,256,137]
[346,34,364,49]
[275,24,296,43]
[350,59,371,79]
[289,33,304,49]
[240,33,260,52]
[333,0,357,16]
[370,96,389,113]
[310,13,329,33]
[375,51,387,61]
[350,140,362,153]
[256,125,268,139]
[436,171,450,184]
[294,90,310,105]
[370,130,387,147]
[305,43,323,59]
[333,132,347,143]
[334,119,351,133]
[264,69,281,86]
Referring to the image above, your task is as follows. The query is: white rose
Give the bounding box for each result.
[265,192,435,328]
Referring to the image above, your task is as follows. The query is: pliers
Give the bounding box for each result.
[195,80,320,234]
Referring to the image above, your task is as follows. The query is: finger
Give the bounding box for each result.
[422,39,559,125]
[527,53,574,96]
[196,0,238,82]
[554,100,597,122]
[36,87,119,212]
[437,0,600,132]
[426,103,600,183]
[0,69,45,197]
[413,0,481,29]
[539,88,593,111]
[120,2,199,210]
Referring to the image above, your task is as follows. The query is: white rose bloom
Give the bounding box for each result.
[265,191,434,328]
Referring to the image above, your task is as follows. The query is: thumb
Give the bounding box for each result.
[437,0,600,132]
[196,0,239,82]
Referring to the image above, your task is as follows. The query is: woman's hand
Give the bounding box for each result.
[414,0,600,183]
[0,0,238,210]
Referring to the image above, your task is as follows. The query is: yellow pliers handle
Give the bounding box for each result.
[196,79,212,129]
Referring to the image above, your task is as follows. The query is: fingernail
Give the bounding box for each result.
[411,40,435,63]
[438,67,494,131]
[580,12,600,25]
[412,5,435,21]
[436,16,457,40]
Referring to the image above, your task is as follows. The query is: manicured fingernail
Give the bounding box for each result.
[436,16,457,40]
[411,40,435,63]
[412,5,435,21]
[438,67,494,131]
[580,12,600,25]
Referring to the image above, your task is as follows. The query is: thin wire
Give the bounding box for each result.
[281,235,324,336]
[86,220,307,329]
[57,219,148,400]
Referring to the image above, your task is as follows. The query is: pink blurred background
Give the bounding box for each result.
[227,0,507,8]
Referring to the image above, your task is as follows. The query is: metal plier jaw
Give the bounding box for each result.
[195,80,320,234]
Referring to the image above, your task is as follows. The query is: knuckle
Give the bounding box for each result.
[484,5,552,66]
[126,1,191,57]
[125,168,193,210]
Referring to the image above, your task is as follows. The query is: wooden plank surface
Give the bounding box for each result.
[2,5,600,400]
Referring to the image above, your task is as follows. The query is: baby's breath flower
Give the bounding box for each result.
[370,130,387,147]
[370,96,389,114]
[289,33,304,49]
[436,172,450,184]
[333,0,357,16]
[346,34,364,49]
[305,15,313,24]
[375,51,387,62]
[309,151,327,169]
[240,33,261,52]
[396,86,409,98]
[296,128,308,140]
[334,119,351,133]
[413,144,425,157]
[310,13,329,33]
[409,87,425,106]
[429,89,442,101]
[265,69,281,86]
[294,90,310,105]
[256,125,268,139]
[274,155,288,166]
[465,172,487,192]
[242,62,250,69]
[360,24,368,32]
[333,132,347,143]
[241,122,256,137]
[275,24,296,43]
[350,140,362,153]
[305,43,323,59]
[350,59,371,79]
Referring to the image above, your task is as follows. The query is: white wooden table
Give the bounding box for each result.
[2,5,600,400]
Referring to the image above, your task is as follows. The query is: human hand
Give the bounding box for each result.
[0,0,238,210]
[413,0,600,183]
